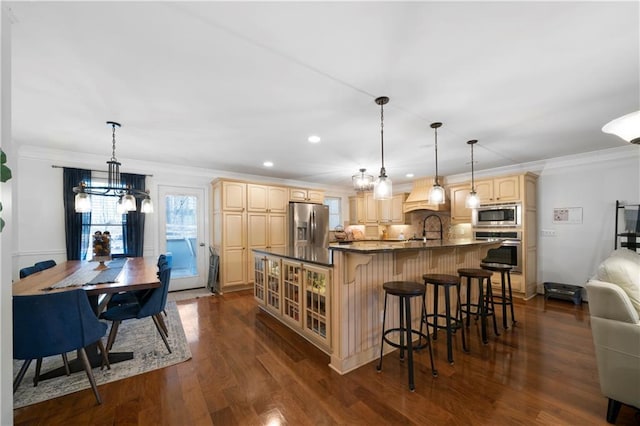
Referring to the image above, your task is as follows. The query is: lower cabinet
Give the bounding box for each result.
[254,254,331,351]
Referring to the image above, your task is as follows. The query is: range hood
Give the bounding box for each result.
[403,177,450,213]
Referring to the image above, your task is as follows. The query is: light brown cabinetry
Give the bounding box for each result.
[290,188,324,204]
[253,253,331,351]
[378,193,407,224]
[475,175,520,204]
[214,179,323,291]
[449,183,473,224]
[349,192,407,225]
[247,184,288,213]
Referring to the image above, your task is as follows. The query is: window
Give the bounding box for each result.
[324,197,342,230]
[82,178,125,258]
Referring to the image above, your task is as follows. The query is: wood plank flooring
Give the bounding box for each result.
[14,290,640,425]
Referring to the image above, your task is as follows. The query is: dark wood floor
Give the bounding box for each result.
[14,290,640,425]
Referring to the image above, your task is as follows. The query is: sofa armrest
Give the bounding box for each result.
[586,280,639,323]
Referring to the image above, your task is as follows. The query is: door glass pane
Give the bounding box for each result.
[165,195,198,278]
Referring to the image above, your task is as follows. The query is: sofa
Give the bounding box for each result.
[585,249,640,424]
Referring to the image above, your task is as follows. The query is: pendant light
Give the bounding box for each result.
[352,168,374,192]
[465,139,481,209]
[602,110,640,144]
[428,122,445,204]
[373,96,392,200]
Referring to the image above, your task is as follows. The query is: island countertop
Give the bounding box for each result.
[328,238,499,253]
[252,239,500,267]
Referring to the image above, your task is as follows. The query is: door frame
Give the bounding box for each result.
[158,185,208,291]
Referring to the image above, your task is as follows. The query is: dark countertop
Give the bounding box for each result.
[252,239,500,266]
[252,246,333,267]
[328,239,500,253]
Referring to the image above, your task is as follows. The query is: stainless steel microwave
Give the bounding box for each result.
[472,203,522,227]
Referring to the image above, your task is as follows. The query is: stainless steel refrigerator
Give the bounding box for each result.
[289,202,329,249]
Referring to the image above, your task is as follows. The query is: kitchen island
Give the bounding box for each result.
[252,238,501,374]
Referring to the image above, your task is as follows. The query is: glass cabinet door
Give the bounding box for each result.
[303,265,331,345]
[266,257,281,313]
[254,255,266,304]
[282,261,303,325]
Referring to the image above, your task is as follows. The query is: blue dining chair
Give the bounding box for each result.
[34,259,57,272]
[101,263,172,354]
[19,266,38,279]
[13,289,110,404]
[108,254,168,309]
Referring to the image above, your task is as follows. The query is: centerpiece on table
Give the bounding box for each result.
[92,230,112,270]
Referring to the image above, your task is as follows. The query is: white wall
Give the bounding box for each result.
[536,146,640,290]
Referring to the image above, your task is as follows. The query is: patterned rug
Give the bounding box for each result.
[13,301,192,408]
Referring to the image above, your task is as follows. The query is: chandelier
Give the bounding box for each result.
[352,168,374,192]
[73,121,153,214]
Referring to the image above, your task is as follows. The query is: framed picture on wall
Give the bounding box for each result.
[553,207,583,224]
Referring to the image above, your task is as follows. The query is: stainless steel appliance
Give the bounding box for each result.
[289,202,329,249]
[472,202,522,227]
[474,230,522,273]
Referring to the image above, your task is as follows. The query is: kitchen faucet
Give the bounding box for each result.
[422,214,443,240]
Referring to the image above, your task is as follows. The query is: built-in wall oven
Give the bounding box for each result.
[474,230,522,273]
[472,203,521,227]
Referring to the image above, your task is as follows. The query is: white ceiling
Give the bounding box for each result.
[8,1,640,190]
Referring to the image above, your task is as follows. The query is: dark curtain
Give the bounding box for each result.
[121,173,146,257]
[63,168,92,260]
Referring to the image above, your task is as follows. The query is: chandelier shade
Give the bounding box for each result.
[602,110,640,144]
[352,168,374,192]
[465,139,481,209]
[428,122,445,204]
[373,96,392,200]
[72,121,153,213]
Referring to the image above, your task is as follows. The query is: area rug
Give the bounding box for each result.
[13,301,192,408]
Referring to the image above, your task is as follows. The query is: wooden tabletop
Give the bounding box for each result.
[13,257,161,297]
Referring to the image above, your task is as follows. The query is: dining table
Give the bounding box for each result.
[12,257,161,380]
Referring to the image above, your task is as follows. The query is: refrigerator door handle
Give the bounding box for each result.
[310,211,316,244]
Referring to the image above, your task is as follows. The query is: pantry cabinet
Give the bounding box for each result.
[214,179,323,292]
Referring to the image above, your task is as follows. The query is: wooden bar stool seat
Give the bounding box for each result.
[377,281,438,391]
[481,262,516,329]
[422,273,467,364]
[458,268,500,344]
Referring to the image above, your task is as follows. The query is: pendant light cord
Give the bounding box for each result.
[470,142,475,191]
[433,125,439,185]
[380,101,385,172]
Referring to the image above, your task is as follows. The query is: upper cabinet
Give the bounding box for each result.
[449,183,473,224]
[475,175,520,204]
[378,193,407,224]
[403,177,451,213]
[247,184,288,213]
[290,188,324,204]
[214,180,246,212]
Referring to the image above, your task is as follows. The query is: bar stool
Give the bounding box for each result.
[377,281,438,391]
[457,268,500,344]
[422,273,467,364]
[481,262,516,329]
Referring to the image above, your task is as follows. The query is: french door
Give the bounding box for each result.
[158,185,206,291]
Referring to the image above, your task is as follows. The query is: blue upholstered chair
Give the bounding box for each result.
[19,266,38,279]
[34,259,56,272]
[101,263,172,354]
[108,254,168,309]
[13,289,110,404]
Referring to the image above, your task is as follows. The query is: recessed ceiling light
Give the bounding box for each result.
[263,161,274,167]
[406,173,414,178]
[308,135,321,144]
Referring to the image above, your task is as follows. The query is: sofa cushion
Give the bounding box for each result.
[596,249,640,314]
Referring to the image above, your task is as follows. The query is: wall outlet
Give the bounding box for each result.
[541,229,557,237]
